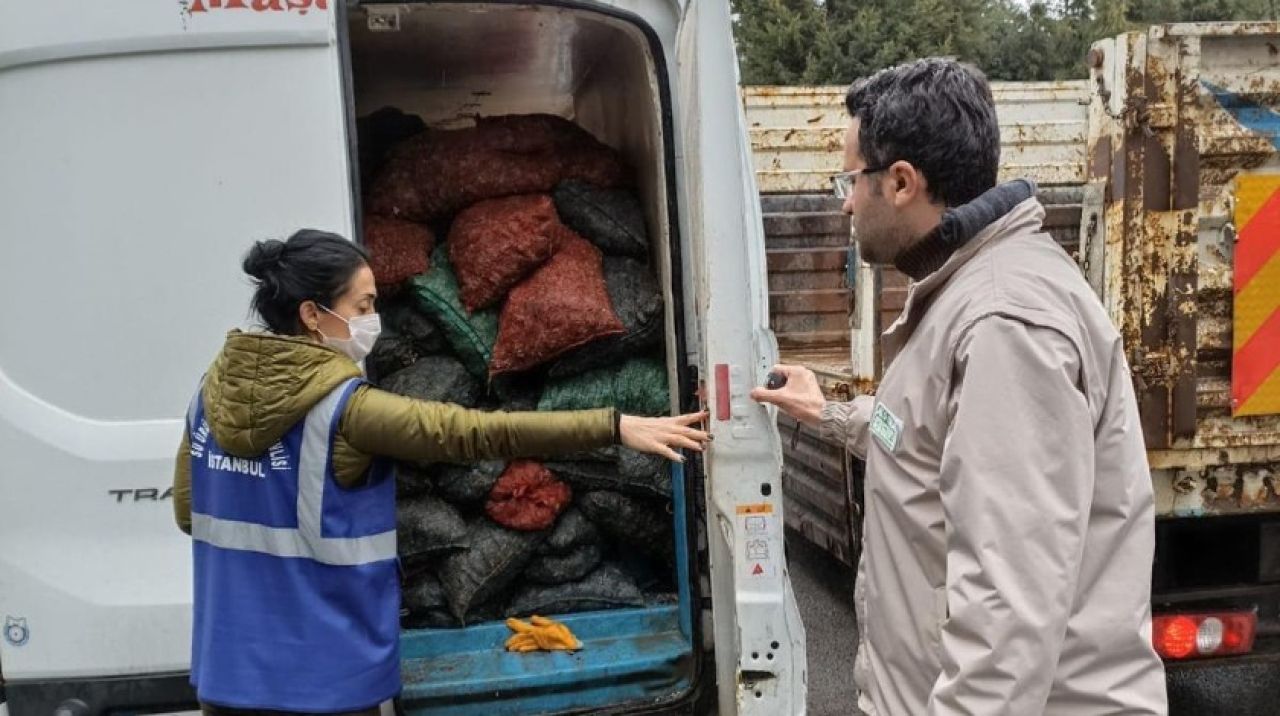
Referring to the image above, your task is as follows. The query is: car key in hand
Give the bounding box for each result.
[765,371,788,391]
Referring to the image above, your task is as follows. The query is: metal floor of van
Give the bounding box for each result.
[399,466,696,715]
[401,606,692,714]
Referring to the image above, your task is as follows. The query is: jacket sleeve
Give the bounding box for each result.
[819,394,876,460]
[172,430,193,535]
[928,316,1093,715]
[340,385,619,464]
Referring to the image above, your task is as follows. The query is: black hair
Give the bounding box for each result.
[242,229,370,335]
[845,58,1000,207]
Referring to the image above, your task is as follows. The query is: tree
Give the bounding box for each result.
[731,0,834,84]
[1092,0,1130,39]
[986,1,1064,81]
[731,0,1280,84]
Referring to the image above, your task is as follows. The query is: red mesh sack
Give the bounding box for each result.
[448,195,564,312]
[490,232,626,376]
[367,114,627,222]
[485,461,572,532]
[363,215,434,286]
[466,114,606,153]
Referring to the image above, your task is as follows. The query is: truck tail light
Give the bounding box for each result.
[1153,611,1256,660]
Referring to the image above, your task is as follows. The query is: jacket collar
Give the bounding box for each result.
[893,179,1038,281]
[881,194,1047,363]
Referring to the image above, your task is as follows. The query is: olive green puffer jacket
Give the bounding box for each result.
[172,331,617,533]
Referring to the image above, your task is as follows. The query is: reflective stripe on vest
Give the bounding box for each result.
[186,378,396,566]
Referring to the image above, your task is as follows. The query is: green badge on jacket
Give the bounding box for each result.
[870,402,903,453]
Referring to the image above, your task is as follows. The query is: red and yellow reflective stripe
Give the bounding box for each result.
[1232,175,1280,416]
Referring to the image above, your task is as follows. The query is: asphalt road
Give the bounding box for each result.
[785,531,863,716]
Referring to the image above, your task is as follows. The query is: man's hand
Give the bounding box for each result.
[750,364,826,426]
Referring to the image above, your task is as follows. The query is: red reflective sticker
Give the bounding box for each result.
[715,364,731,421]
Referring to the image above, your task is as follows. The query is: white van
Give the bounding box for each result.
[0,1,806,714]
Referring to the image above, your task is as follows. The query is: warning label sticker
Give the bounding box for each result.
[740,511,778,579]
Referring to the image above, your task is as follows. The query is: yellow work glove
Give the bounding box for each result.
[504,615,582,652]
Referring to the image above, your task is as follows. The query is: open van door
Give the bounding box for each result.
[0,2,357,711]
[674,0,808,713]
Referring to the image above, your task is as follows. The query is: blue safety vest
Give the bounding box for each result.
[186,378,399,712]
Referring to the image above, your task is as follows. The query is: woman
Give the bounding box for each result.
[172,229,708,716]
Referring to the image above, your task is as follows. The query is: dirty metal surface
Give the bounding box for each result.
[1175,27,1280,453]
[1171,35,1201,441]
[761,194,852,352]
[1153,461,1280,517]
[777,413,859,567]
[742,81,1090,193]
[1182,30,1280,433]
[1088,22,1280,467]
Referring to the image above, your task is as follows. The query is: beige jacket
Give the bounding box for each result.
[822,199,1167,715]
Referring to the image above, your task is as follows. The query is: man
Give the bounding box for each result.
[753,59,1167,715]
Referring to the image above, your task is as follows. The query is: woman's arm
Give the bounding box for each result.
[340,386,618,463]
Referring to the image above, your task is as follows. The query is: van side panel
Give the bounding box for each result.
[0,7,353,682]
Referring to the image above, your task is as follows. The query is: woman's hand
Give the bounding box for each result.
[620,411,711,462]
[749,364,826,426]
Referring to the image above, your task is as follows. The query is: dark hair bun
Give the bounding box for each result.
[242,229,369,335]
[243,239,287,280]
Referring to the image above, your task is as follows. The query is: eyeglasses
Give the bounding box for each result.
[832,164,892,200]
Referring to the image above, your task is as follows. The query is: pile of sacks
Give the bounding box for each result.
[357,108,679,628]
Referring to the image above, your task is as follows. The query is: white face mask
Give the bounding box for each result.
[318,306,382,365]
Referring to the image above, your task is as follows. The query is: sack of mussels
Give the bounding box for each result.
[358,109,678,628]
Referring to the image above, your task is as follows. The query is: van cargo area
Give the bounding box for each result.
[347,3,699,714]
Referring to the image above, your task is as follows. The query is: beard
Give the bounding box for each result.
[853,216,912,266]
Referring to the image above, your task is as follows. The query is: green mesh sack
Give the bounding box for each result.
[537,357,668,417]
[409,246,499,378]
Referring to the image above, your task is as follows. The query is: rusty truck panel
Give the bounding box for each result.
[761,194,853,353]
[742,81,1091,194]
[776,413,860,567]
[1085,23,1280,516]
